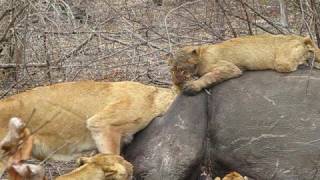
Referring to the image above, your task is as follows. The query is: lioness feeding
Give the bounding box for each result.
[0,81,175,179]
[168,34,320,95]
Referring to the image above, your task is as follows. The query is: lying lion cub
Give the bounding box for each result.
[0,81,175,178]
[168,34,320,95]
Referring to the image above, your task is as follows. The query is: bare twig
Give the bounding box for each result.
[241,1,285,34]
[0,4,28,43]
[305,51,316,95]
[24,108,36,128]
[39,136,84,165]
[299,0,313,37]
[0,7,14,22]
[239,0,253,35]
[56,32,96,65]
[0,75,26,99]
[310,0,320,46]
[30,111,60,135]
[0,111,60,160]
[217,1,237,38]
[164,0,203,54]
[0,63,48,68]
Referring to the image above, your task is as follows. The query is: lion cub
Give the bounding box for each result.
[168,34,320,95]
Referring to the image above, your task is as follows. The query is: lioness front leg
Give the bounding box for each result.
[183,62,242,95]
[86,118,121,155]
[84,105,134,179]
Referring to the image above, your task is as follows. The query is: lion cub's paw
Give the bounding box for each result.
[182,82,201,95]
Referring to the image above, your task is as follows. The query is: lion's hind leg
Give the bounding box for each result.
[274,51,301,73]
[274,59,299,73]
[275,42,314,73]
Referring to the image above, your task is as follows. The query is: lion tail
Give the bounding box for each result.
[303,37,320,62]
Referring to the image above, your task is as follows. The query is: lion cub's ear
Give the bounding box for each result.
[165,53,174,65]
[188,48,201,64]
[191,49,198,55]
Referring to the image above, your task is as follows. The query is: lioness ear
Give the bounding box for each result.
[77,157,90,166]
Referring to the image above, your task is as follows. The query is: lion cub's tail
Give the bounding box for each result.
[303,37,320,62]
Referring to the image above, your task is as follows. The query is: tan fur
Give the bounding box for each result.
[169,34,320,95]
[56,154,133,180]
[0,117,33,160]
[0,81,175,177]
[214,172,248,180]
[0,117,34,180]
[11,163,46,180]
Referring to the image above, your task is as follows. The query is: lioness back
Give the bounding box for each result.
[0,81,175,160]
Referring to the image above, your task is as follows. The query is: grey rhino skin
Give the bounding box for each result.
[125,69,320,180]
[124,92,208,180]
[208,69,320,180]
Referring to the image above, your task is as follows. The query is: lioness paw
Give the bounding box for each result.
[182,82,201,95]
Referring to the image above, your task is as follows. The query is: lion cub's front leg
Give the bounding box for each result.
[183,62,242,95]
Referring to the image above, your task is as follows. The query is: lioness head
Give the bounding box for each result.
[168,46,200,88]
[78,154,133,180]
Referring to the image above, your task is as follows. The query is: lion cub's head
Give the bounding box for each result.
[168,46,201,88]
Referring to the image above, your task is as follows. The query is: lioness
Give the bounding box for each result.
[10,154,132,180]
[168,34,320,95]
[56,154,133,180]
[0,81,175,178]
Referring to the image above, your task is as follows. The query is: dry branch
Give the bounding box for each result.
[0,63,47,68]
[0,4,28,43]
[0,7,14,22]
[240,1,286,34]
[164,0,203,53]
[56,32,96,64]
[239,0,253,35]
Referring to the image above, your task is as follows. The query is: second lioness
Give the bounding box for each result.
[169,34,320,95]
[0,81,175,178]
